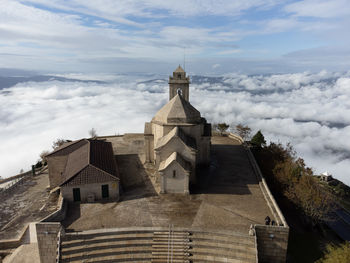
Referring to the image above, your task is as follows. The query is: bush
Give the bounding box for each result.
[234,124,251,141]
[317,242,350,263]
[216,123,229,135]
[251,130,266,148]
[35,161,43,168]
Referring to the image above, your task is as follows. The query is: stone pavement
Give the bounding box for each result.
[63,135,274,234]
[0,173,58,239]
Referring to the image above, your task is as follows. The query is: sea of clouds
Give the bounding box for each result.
[1,71,350,185]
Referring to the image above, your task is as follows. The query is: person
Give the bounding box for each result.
[265,216,271,225]
[271,220,276,226]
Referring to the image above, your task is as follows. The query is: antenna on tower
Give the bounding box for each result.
[183,47,186,71]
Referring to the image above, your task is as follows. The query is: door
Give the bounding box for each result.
[73,188,81,202]
[101,184,109,198]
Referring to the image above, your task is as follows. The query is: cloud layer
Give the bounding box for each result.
[0,71,350,185]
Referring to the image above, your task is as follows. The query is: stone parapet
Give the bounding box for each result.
[255,225,289,263]
[36,222,61,263]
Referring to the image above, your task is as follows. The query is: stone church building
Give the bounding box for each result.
[46,66,211,199]
[144,65,211,193]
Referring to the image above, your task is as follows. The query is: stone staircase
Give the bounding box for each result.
[60,230,153,262]
[151,230,190,263]
[189,231,256,263]
[60,228,256,263]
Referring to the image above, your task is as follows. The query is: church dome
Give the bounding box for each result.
[152,94,201,124]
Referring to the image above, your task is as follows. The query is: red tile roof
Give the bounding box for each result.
[53,139,119,186]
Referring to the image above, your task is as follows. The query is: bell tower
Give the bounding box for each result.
[169,65,190,101]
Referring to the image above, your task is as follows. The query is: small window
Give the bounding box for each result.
[173,170,176,178]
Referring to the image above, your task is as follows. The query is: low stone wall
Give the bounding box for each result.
[0,224,29,249]
[41,195,67,222]
[246,147,288,227]
[255,225,289,263]
[36,222,61,263]
[228,133,244,144]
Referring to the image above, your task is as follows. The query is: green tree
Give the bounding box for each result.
[217,123,229,135]
[235,124,251,141]
[251,130,266,147]
[317,242,350,263]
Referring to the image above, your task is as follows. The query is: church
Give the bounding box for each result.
[144,65,211,193]
[46,66,211,199]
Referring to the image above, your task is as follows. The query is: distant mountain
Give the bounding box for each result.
[0,75,106,90]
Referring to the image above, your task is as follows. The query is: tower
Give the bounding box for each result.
[169,65,190,101]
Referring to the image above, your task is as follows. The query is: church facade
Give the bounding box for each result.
[144,66,211,193]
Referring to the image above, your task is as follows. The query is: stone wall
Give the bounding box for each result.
[47,155,68,188]
[255,225,289,263]
[36,222,61,263]
[61,181,119,202]
[41,196,67,222]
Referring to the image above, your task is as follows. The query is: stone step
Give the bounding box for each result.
[152,251,189,256]
[152,238,189,243]
[152,245,190,250]
[190,246,256,260]
[61,239,152,250]
[154,231,190,236]
[191,232,254,245]
[62,237,153,251]
[61,251,152,262]
[189,254,256,263]
[152,259,190,263]
[61,243,152,256]
[63,232,154,243]
[190,240,256,252]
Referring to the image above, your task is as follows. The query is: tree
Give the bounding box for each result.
[235,124,251,141]
[217,123,229,135]
[89,128,97,138]
[317,242,350,263]
[289,175,333,223]
[251,130,266,147]
[52,139,71,149]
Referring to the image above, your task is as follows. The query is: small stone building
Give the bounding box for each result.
[46,139,120,202]
[144,66,211,193]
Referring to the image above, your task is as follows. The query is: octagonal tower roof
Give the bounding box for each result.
[152,93,201,124]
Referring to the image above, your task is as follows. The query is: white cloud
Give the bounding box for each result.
[1,71,350,186]
[285,0,350,18]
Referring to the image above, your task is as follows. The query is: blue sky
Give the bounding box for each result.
[1,0,350,73]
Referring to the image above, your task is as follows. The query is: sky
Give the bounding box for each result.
[1,0,350,73]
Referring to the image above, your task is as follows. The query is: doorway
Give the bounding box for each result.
[101,184,109,198]
[73,188,81,202]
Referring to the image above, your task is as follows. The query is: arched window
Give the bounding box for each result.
[173,170,176,178]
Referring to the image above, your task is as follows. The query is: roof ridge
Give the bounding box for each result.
[46,138,87,157]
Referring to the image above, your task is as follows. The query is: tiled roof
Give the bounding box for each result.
[59,139,119,186]
[152,94,201,124]
[61,165,118,186]
[159,152,191,172]
[46,139,88,157]
[155,126,197,150]
[174,65,185,73]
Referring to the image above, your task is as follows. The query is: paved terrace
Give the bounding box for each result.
[0,173,58,239]
[63,135,274,234]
